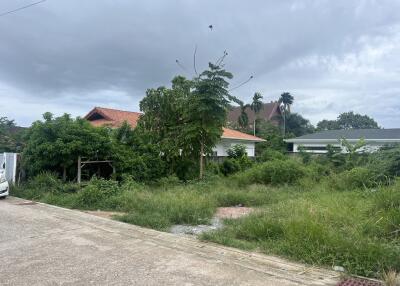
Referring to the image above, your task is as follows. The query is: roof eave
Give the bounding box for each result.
[285,138,400,143]
[221,136,266,142]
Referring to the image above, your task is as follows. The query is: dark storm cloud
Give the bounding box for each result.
[0,0,400,126]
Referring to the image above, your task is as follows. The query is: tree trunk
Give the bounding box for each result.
[199,141,204,180]
[283,110,286,138]
[62,166,67,182]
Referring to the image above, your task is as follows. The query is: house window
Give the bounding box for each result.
[299,146,341,151]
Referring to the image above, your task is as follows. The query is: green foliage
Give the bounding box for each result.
[203,189,400,278]
[220,158,241,176]
[251,92,263,114]
[139,63,240,179]
[326,144,345,167]
[220,144,253,176]
[12,169,400,278]
[117,190,216,230]
[259,149,287,162]
[255,120,286,153]
[368,145,400,179]
[138,77,190,171]
[236,160,306,186]
[0,116,25,152]
[297,146,312,164]
[364,181,400,239]
[227,144,247,159]
[157,175,181,188]
[330,167,383,190]
[285,113,315,137]
[23,113,112,179]
[238,104,249,129]
[317,111,380,130]
[76,177,121,208]
[111,123,167,181]
[184,63,238,178]
[27,171,63,193]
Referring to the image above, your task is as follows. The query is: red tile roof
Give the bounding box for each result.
[84,107,142,128]
[222,128,265,142]
[85,107,265,142]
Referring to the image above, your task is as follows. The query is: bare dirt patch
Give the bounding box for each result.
[215,206,255,219]
[170,206,255,235]
[84,210,125,219]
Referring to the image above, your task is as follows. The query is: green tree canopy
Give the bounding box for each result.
[185,63,240,178]
[285,113,315,137]
[23,113,112,180]
[0,116,25,152]
[317,111,380,130]
[138,63,239,179]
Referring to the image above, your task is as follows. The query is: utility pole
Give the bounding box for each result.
[77,156,81,184]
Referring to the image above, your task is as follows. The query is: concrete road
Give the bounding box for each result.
[0,197,339,286]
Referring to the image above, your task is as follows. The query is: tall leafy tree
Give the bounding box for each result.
[111,122,166,181]
[285,113,315,137]
[279,92,294,137]
[138,76,192,174]
[0,116,25,152]
[23,113,111,180]
[184,63,238,179]
[317,111,379,130]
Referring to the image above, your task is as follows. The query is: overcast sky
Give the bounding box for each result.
[1,0,400,127]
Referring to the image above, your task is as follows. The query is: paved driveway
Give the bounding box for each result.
[0,197,338,286]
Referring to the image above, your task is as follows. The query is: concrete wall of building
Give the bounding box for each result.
[292,142,386,154]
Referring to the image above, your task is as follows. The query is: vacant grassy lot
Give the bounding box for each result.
[11,172,400,279]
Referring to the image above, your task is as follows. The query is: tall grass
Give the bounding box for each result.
[202,188,400,278]
[10,160,400,278]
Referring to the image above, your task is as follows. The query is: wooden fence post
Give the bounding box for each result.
[77,156,81,184]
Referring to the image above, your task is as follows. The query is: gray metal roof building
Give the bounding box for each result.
[285,128,400,141]
[285,128,400,153]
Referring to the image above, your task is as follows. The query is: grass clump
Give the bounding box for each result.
[235,159,307,186]
[202,188,400,278]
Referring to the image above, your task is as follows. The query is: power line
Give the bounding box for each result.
[193,45,198,76]
[0,0,46,17]
[229,76,254,92]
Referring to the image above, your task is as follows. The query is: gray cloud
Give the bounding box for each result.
[0,0,400,127]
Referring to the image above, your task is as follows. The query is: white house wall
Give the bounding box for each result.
[293,142,387,154]
[1,153,18,183]
[213,139,256,157]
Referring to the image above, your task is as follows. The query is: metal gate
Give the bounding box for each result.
[1,153,18,183]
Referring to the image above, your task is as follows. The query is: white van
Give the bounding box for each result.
[0,169,9,199]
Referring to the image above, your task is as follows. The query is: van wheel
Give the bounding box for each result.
[0,196,6,200]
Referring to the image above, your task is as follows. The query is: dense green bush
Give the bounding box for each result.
[220,158,241,176]
[258,149,286,162]
[27,172,62,193]
[330,167,383,190]
[157,175,181,188]
[236,159,307,186]
[367,145,400,179]
[76,178,121,208]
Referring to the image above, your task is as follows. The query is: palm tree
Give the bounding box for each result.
[238,103,249,130]
[250,92,263,135]
[279,92,294,137]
